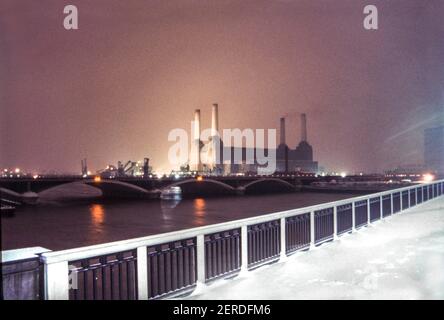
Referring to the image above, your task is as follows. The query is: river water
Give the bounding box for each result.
[1,192,363,251]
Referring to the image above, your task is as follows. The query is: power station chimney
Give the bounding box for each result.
[280,117,288,173]
[193,109,201,171]
[280,117,286,145]
[210,103,220,169]
[194,109,201,141]
[211,103,219,136]
[81,158,88,176]
[143,158,150,177]
[300,113,307,142]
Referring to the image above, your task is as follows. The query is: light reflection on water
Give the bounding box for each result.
[193,198,206,226]
[90,204,105,225]
[88,204,106,243]
[160,198,181,221]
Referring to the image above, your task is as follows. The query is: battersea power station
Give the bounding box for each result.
[189,104,318,175]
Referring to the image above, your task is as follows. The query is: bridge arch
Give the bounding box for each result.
[84,179,157,198]
[28,180,157,200]
[164,178,236,196]
[38,181,102,197]
[0,187,23,203]
[242,178,296,194]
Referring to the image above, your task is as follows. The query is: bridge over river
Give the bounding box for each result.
[0,174,393,203]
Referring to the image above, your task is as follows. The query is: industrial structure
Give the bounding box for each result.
[96,158,151,178]
[80,158,88,177]
[189,104,318,174]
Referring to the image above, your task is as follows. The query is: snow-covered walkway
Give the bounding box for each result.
[188,197,444,299]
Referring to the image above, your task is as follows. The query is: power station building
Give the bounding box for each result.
[189,104,318,175]
[276,114,318,173]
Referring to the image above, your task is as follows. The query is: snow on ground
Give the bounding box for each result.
[187,197,444,300]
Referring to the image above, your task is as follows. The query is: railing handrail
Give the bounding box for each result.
[40,180,443,264]
[1,247,51,264]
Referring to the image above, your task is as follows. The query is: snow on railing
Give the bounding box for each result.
[37,180,443,300]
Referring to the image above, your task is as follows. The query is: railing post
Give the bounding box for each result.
[367,198,371,224]
[333,206,338,239]
[408,189,411,208]
[44,261,69,300]
[241,225,248,271]
[380,196,383,220]
[310,211,315,247]
[280,218,287,260]
[390,193,394,215]
[352,202,356,231]
[196,234,206,284]
[415,187,418,205]
[136,246,148,300]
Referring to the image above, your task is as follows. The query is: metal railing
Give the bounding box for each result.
[147,239,196,299]
[68,249,138,300]
[336,203,353,235]
[205,229,241,281]
[37,180,443,300]
[285,213,311,253]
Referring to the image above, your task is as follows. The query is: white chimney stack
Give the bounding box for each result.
[211,103,219,136]
[193,109,201,171]
[210,103,220,169]
[194,109,201,141]
[301,113,307,142]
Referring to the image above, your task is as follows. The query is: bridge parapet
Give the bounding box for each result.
[1,176,306,201]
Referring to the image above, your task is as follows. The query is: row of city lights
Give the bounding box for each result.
[2,167,435,182]
[2,168,22,178]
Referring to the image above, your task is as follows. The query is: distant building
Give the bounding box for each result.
[192,105,317,174]
[275,114,318,173]
[215,113,318,175]
[424,126,444,174]
[385,164,426,180]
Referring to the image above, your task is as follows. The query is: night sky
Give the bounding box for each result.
[1,0,443,174]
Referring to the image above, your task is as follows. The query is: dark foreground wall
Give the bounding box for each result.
[1,247,49,300]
